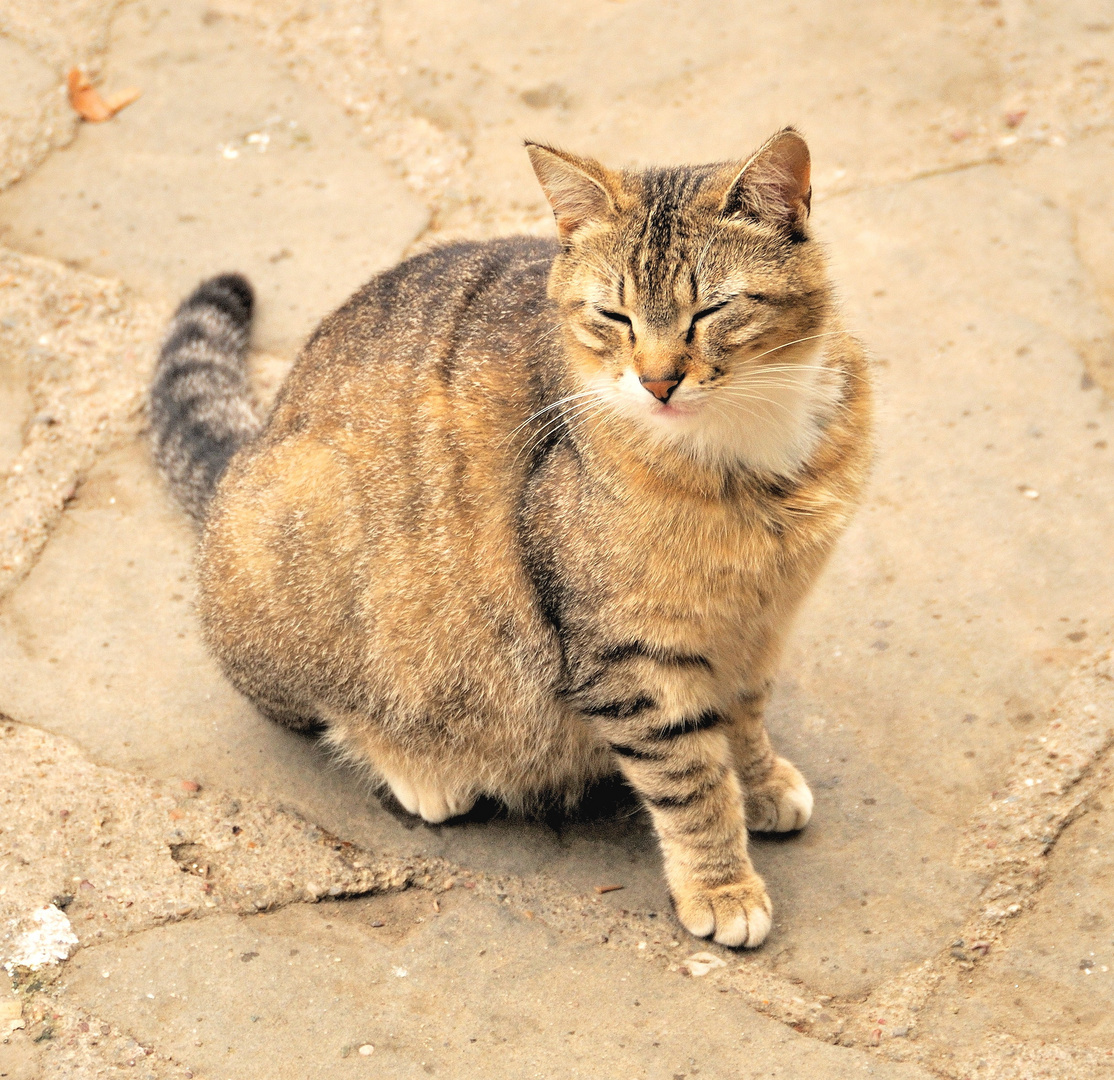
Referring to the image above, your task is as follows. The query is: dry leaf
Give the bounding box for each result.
[67,68,141,123]
[104,86,143,113]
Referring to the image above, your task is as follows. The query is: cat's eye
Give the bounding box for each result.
[692,302,728,323]
[598,309,632,326]
[685,301,728,343]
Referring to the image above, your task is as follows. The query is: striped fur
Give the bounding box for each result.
[158,131,872,948]
[149,274,260,522]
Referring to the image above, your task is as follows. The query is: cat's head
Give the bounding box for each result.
[527,130,837,475]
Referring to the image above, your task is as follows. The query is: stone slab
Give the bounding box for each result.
[0,0,115,193]
[3,110,1114,1011]
[57,890,940,1080]
[0,319,30,473]
[1,0,1114,1074]
[1012,131,1114,394]
[0,0,429,354]
[377,0,1002,206]
[921,751,1114,1050]
[0,246,160,599]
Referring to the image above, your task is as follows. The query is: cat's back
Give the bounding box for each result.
[266,235,561,436]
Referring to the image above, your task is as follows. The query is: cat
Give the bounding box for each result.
[150,128,872,947]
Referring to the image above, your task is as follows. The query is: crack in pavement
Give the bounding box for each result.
[829,650,1114,1074]
[0,248,160,601]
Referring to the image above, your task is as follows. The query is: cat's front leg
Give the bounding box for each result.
[590,702,772,948]
[727,684,813,833]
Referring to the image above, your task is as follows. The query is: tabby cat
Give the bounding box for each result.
[150,129,872,947]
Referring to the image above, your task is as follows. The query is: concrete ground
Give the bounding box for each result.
[0,1,1112,1077]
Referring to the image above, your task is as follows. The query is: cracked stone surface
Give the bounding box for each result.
[55,896,943,1080]
[0,0,430,353]
[928,757,1114,1050]
[1,1,1113,1077]
[0,246,159,599]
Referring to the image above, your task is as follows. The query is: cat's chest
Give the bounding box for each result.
[592,484,819,603]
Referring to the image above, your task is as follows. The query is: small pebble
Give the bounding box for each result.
[683,952,727,977]
[358,1044,374,1056]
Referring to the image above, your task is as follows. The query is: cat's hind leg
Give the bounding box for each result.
[728,687,813,833]
[378,763,478,824]
[321,719,479,824]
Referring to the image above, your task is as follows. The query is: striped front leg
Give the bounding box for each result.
[727,684,814,833]
[575,655,772,947]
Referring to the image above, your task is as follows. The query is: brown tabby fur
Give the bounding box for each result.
[181,130,871,947]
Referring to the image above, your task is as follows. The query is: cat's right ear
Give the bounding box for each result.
[526,142,615,240]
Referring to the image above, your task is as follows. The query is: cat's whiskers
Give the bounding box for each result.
[503,389,603,446]
[715,371,853,423]
[703,397,835,480]
[709,387,803,422]
[563,399,619,445]
[735,329,856,368]
[529,323,564,352]
[521,402,614,465]
[513,393,611,465]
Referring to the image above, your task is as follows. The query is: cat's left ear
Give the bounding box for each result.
[526,142,616,240]
[721,128,812,232]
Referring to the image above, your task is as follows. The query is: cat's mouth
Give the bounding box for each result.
[650,399,700,419]
[639,387,707,420]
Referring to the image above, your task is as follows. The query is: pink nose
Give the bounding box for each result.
[640,378,680,403]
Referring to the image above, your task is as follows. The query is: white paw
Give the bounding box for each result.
[716,905,771,949]
[774,776,813,831]
[382,771,475,824]
[745,757,813,833]
[673,876,773,949]
[696,901,771,948]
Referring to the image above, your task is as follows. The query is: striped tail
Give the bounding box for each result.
[149,274,261,523]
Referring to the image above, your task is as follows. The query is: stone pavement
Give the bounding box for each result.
[0,1,1112,1077]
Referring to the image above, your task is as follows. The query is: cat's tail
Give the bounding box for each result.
[149,274,261,524]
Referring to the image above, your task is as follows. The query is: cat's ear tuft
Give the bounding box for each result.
[721,128,812,232]
[526,142,615,240]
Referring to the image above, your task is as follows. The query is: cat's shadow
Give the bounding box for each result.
[376,774,645,835]
[375,774,803,847]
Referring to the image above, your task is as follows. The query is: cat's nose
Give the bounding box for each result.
[640,376,681,402]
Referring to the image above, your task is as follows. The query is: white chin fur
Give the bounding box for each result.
[599,347,840,478]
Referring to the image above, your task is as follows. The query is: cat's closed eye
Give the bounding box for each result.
[685,301,730,343]
[598,309,632,326]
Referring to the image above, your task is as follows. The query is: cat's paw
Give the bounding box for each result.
[672,873,773,948]
[745,756,813,832]
[382,770,476,824]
